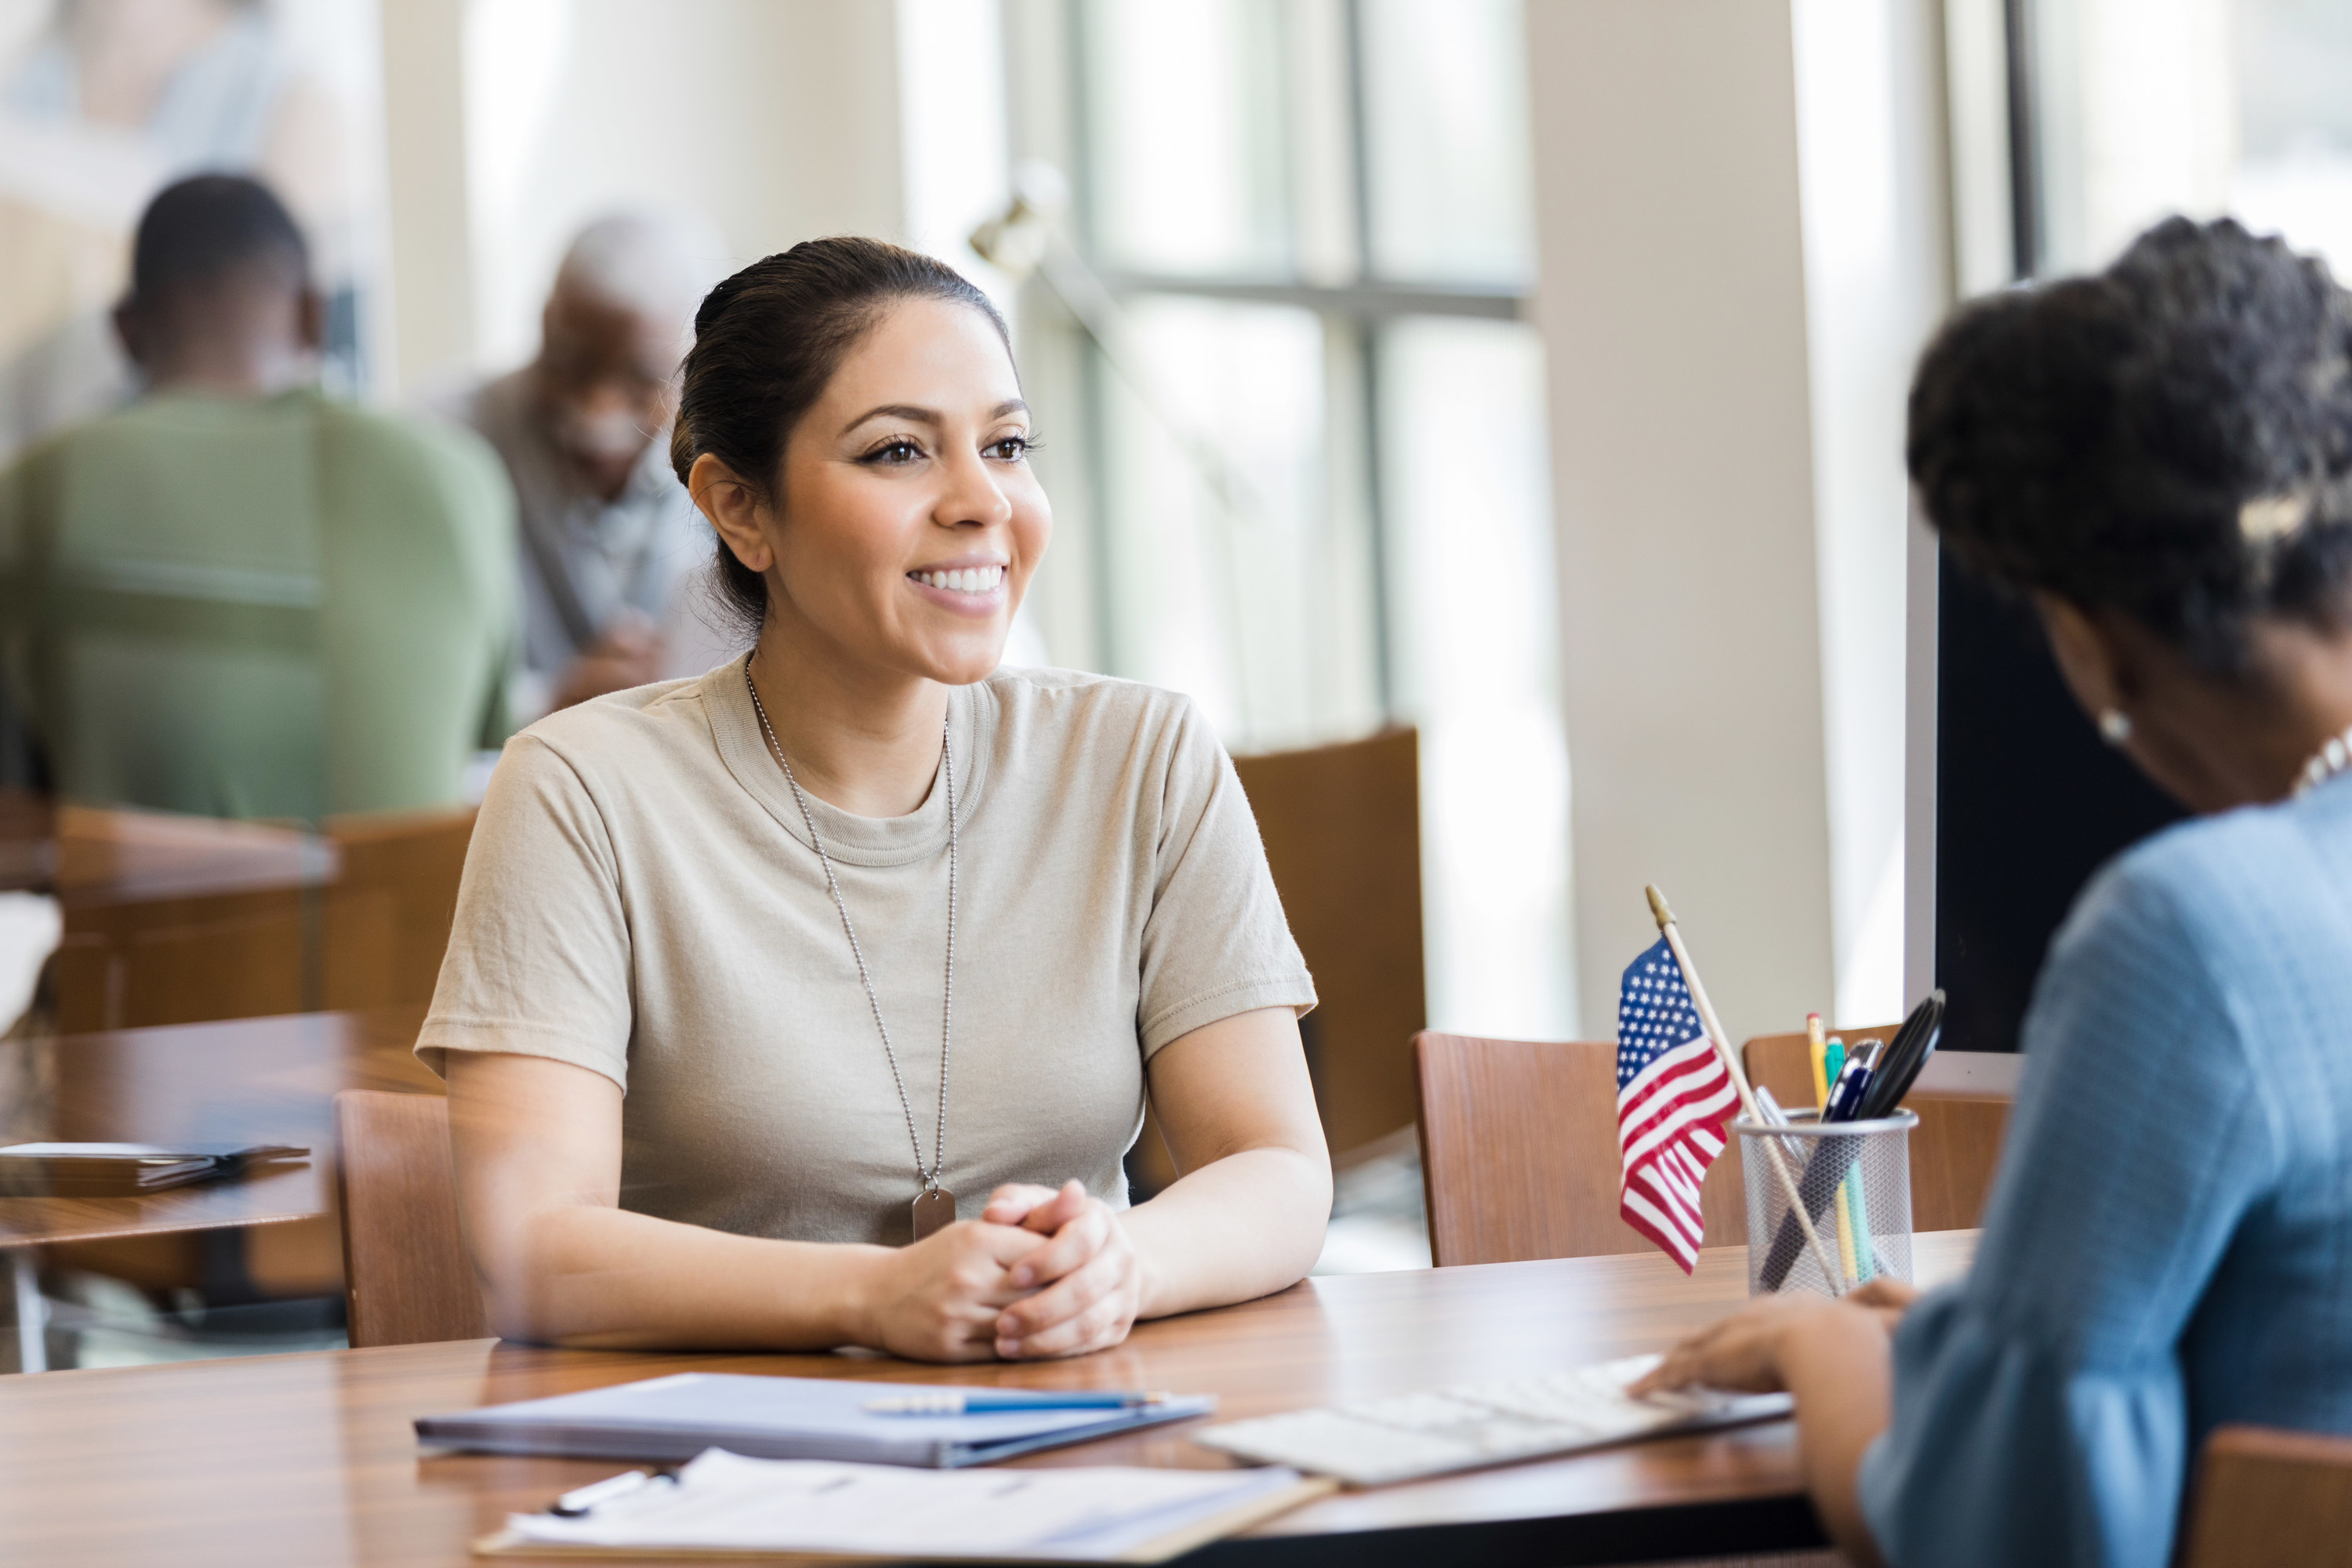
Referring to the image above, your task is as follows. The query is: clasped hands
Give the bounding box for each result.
[858,1179,1152,1363]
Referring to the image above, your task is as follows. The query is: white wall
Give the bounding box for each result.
[379,0,474,394]
[1526,0,1949,1042]
[379,0,909,393]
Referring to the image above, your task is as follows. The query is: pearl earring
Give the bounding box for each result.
[2098,708,2132,746]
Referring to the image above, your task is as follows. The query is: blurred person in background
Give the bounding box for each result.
[0,0,361,458]
[443,212,729,721]
[0,173,514,823]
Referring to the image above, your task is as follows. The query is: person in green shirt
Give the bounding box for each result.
[0,174,517,825]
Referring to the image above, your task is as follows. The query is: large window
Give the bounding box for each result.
[2001,0,2352,280]
[1007,0,1573,1039]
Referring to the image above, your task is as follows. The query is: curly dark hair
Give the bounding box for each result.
[670,237,1012,641]
[1907,216,2352,675]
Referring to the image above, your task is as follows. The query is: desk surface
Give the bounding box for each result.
[42,803,339,907]
[0,1007,435,1248]
[0,1231,1975,1566]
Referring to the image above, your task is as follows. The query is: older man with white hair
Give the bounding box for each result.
[450,211,729,719]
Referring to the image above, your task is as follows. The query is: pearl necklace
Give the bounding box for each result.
[2293,723,2352,797]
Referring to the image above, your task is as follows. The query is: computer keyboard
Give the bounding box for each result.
[1189,1353,1792,1487]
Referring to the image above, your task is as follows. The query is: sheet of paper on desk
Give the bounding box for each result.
[488,1450,1322,1563]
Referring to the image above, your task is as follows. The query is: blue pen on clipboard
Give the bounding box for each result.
[862,1390,1177,1415]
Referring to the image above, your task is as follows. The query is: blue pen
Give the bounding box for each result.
[1824,1056,1874,1122]
[862,1390,1174,1415]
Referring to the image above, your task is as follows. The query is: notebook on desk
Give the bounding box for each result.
[475,1450,1330,1563]
[0,1142,308,1196]
[417,1374,1218,1468]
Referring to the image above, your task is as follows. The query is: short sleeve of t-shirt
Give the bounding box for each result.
[1133,699,1316,1056]
[417,731,634,1086]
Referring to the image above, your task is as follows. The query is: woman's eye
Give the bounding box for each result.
[988,437,1032,462]
[869,439,923,465]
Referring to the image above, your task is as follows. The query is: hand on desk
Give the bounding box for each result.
[1631,1276,1918,1398]
[983,1179,1147,1361]
[855,1217,1050,1363]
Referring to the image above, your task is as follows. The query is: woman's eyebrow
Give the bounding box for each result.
[840,399,1030,436]
[841,403,941,434]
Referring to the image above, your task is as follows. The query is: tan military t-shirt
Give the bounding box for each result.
[418,662,1316,1246]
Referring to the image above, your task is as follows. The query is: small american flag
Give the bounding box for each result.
[1617,935,1737,1271]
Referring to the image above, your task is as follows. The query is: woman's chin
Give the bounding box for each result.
[909,638,1010,687]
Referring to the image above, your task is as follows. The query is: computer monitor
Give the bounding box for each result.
[1925,545,2183,1053]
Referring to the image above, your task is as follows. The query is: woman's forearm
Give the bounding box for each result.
[1778,1305,1895,1568]
[1121,1144,1331,1319]
[483,1200,891,1351]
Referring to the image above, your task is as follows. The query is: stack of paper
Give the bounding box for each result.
[480,1450,1326,1563]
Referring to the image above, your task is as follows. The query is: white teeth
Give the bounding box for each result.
[913,566,1003,593]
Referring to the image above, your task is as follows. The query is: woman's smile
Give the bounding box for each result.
[905,559,1008,616]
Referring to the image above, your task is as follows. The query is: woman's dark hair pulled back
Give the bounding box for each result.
[1907,216,2352,676]
[671,236,1012,641]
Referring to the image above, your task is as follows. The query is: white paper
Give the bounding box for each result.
[506,1450,1301,1560]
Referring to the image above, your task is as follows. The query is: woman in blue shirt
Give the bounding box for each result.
[1637,216,2352,1567]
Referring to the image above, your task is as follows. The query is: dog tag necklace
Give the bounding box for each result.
[746,659,959,1243]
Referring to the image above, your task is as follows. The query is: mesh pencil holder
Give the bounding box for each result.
[1730,1109,1917,1298]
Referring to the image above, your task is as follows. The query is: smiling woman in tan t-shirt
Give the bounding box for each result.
[421,238,1331,1363]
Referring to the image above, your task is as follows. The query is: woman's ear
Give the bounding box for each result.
[689,452,775,574]
[2035,593,2133,719]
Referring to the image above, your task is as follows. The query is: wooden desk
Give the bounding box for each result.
[0,1007,436,1370]
[0,1231,1976,1566]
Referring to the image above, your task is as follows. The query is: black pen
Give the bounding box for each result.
[550,1469,673,1517]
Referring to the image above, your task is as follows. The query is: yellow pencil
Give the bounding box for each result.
[1806,1012,1831,1111]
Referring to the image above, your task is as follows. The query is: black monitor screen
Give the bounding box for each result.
[1934,549,2184,1052]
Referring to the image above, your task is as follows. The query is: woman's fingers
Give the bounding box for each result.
[999,1245,1119,1343]
[1004,1290,1129,1359]
[1007,1200,1111,1290]
[1021,1180,1091,1237]
[981,1183,1063,1227]
[1631,1296,1820,1397]
[1630,1323,1726,1396]
[997,1253,1135,1359]
[1848,1276,1921,1316]
[982,1180,1090,1236]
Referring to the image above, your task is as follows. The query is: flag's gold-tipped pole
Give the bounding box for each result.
[1646,884,1846,1295]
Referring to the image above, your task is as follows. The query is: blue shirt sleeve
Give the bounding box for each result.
[1857,855,2285,1568]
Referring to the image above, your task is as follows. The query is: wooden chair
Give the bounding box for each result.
[333,1089,488,1348]
[1743,1022,2016,1233]
[1129,727,1427,1196]
[321,806,477,1011]
[2179,1425,2352,1568]
[1232,727,1425,1162]
[1415,1031,1747,1266]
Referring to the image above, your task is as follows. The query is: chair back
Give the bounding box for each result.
[1743,1022,2015,1232]
[333,1089,488,1347]
[1416,1031,1746,1266]
[2179,1425,2352,1568]
[49,804,332,1032]
[1232,728,1425,1161]
[321,806,477,1010]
